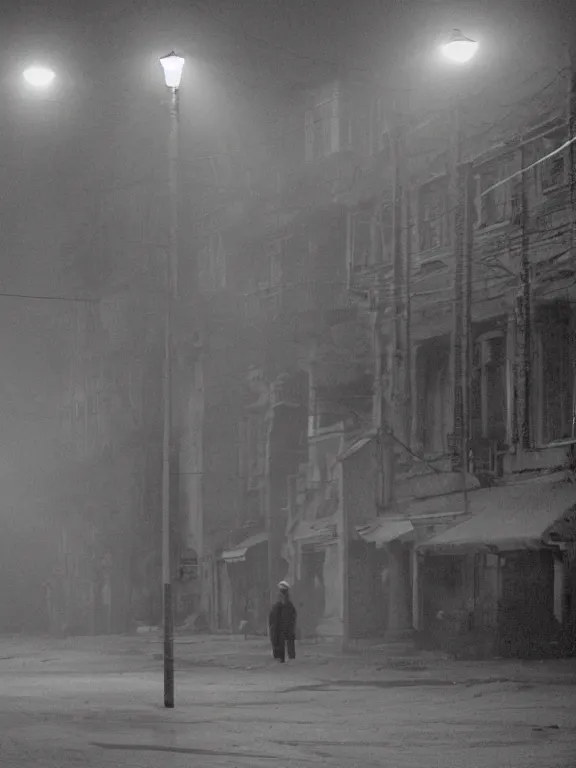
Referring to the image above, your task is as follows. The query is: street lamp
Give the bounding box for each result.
[160,52,185,90]
[159,50,183,711]
[441,29,478,65]
[23,65,56,88]
[440,29,478,511]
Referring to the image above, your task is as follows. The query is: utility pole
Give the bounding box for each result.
[159,51,184,710]
[375,101,408,512]
[391,106,409,447]
[403,179,413,448]
[462,161,474,470]
[568,43,576,440]
[448,95,469,512]
[518,141,532,450]
[569,43,576,259]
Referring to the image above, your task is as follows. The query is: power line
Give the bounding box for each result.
[482,134,576,196]
[0,290,99,304]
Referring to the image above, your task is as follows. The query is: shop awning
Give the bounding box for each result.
[292,516,338,545]
[356,518,414,547]
[417,473,576,554]
[221,531,268,563]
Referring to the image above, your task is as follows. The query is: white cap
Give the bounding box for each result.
[278,580,290,591]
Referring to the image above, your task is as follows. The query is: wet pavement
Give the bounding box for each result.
[0,633,575,766]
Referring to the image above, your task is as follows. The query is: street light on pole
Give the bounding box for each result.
[159,49,184,710]
[440,29,478,515]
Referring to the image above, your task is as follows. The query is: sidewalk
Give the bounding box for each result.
[163,633,576,686]
[3,631,575,688]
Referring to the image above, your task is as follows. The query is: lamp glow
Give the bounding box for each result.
[441,29,478,64]
[160,51,185,89]
[23,66,56,88]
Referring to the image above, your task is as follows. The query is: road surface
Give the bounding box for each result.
[0,635,574,766]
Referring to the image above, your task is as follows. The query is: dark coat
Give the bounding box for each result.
[268,597,297,642]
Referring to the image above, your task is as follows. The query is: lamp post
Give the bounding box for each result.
[440,30,478,507]
[159,50,184,710]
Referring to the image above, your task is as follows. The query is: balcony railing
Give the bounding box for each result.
[244,279,349,323]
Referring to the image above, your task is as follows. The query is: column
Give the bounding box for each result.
[410,343,420,451]
[387,542,411,637]
[505,313,517,446]
[411,547,420,631]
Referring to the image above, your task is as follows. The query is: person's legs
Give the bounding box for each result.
[277,634,286,662]
[271,633,285,661]
[271,630,280,659]
[286,634,296,660]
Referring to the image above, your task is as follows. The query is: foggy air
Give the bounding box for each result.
[0,1,575,766]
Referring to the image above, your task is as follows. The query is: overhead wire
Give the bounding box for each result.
[59,34,575,318]
[482,134,576,196]
[81,58,570,220]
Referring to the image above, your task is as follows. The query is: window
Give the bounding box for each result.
[538,131,566,194]
[198,232,226,291]
[351,203,392,269]
[475,156,520,229]
[268,239,283,288]
[416,338,451,455]
[348,95,371,157]
[369,97,385,156]
[351,211,371,268]
[470,333,507,443]
[87,394,98,417]
[305,82,342,162]
[239,415,266,490]
[281,233,307,286]
[418,178,449,252]
[537,302,575,443]
[305,103,331,162]
[74,399,85,421]
[375,203,393,264]
[86,307,98,334]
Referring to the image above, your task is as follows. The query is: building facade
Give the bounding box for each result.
[195,54,576,656]
[51,43,576,656]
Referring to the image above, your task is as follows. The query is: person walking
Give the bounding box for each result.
[268,581,297,662]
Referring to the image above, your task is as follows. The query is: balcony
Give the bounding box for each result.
[244,278,350,330]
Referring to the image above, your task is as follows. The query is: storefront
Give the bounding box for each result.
[220,531,269,634]
[417,472,576,658]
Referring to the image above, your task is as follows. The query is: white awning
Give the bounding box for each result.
[356,518,414,547]
[417,473,576,554]
[292,516,338,545]
[221,531,268,563]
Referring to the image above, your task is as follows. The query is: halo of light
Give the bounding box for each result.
[441,29,478,65]
[23,66,56,88]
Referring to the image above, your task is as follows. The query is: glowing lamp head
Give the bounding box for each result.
[23,66,56,88]
[160,51,185,89]
[441,29,478,65]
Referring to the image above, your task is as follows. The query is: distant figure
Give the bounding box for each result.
[239,599,256,639]
[268,581,297,663]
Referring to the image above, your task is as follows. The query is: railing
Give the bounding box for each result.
[244,279,349,322]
